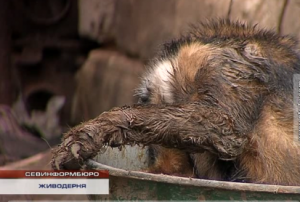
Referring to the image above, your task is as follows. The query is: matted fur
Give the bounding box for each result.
[52,20,300,186]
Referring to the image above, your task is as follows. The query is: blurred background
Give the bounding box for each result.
[0,0,299,167]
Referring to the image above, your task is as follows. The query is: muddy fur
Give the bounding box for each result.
[52,20,300,186]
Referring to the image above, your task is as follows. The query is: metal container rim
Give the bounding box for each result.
[87,159,300,195]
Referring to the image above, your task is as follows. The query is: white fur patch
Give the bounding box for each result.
[146,59,176,103]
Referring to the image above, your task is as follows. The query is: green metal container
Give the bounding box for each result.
[87,146,300,200]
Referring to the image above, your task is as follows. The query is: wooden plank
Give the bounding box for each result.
[0,0,13,105]
[281,0,300,39]
[229,0,286,31]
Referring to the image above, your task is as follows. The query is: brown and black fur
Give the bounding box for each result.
[52,20,300,186]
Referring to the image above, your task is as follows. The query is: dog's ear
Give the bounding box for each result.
[243,43,263,59]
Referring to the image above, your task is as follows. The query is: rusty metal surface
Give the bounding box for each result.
[87,160,300,200]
